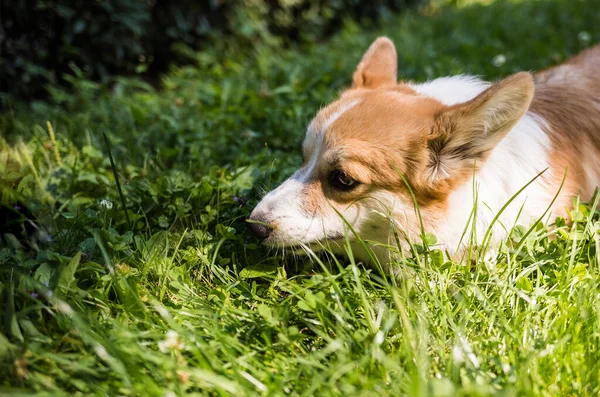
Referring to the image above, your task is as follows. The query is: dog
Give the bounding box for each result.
[248,37,600,264]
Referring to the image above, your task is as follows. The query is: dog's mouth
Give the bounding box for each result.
[262,232,348,253]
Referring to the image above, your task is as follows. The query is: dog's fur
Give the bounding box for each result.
[249,37,600,263]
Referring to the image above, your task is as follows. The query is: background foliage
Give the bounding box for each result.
[1,0,420,99]
[1,0,600,395]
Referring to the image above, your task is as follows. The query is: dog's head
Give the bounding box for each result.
[248,37,534,257]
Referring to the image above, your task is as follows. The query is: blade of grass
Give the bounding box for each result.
[102,131,131,228]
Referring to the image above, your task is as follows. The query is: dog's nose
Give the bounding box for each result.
[248,218,273,239]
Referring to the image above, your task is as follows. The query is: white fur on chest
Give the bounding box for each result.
[409,75,491,105]
[412,76,554,252]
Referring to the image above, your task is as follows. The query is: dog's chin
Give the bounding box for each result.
[263,234,348,254]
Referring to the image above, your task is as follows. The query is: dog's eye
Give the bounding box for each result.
[329,170,359,191]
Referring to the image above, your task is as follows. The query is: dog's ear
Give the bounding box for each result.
[352,37,398,89]
[427,72,534,181]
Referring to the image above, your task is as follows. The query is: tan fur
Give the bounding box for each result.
[307,42,600,224]
[250,37,600,260]
[306,71,533,214]
[309,89,443,204]
[352,37,398,89]
[531,45,600,203]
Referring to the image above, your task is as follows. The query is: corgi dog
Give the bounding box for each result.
[248,37,600,264]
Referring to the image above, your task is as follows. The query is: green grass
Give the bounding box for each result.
[2,0,600,395]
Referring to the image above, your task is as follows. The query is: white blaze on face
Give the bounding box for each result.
[250,172,344,247]
[321,99,361,132]
[250,100,361,247]
[304,99,360,158]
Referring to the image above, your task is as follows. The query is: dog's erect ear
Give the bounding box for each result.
[352,37,398,89]
[427,72,534,181]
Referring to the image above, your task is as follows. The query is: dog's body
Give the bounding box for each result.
[249,38,600,263]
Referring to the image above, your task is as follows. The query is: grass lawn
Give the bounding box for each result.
[2,0,600,395]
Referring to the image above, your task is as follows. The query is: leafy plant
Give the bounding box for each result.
[1,0,600,395]
[0,0,421,100]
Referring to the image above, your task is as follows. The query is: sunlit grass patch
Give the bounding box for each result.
[2,0,600,395]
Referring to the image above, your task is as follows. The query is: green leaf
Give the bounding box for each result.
[297,300,312,312]
[143,231,169,261]
[5,171,22,181]
[304,291,317,309]
[569,210,585,222]
[115,276,145,317]
[79,237,96,253]
[34,263,54,287]
[57,252,82,292]
[511,225,527,241]
[430,250,445,267]
[82,145,103,159]
[216,224,236,237]
[4,283,24,342]
[424,232,438,246]
[239,264,277,279]
[516,276,533,292]
[0,332,13,358]
[158,215,169,228]
[257,304,278,326]
[429,378,457,397]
